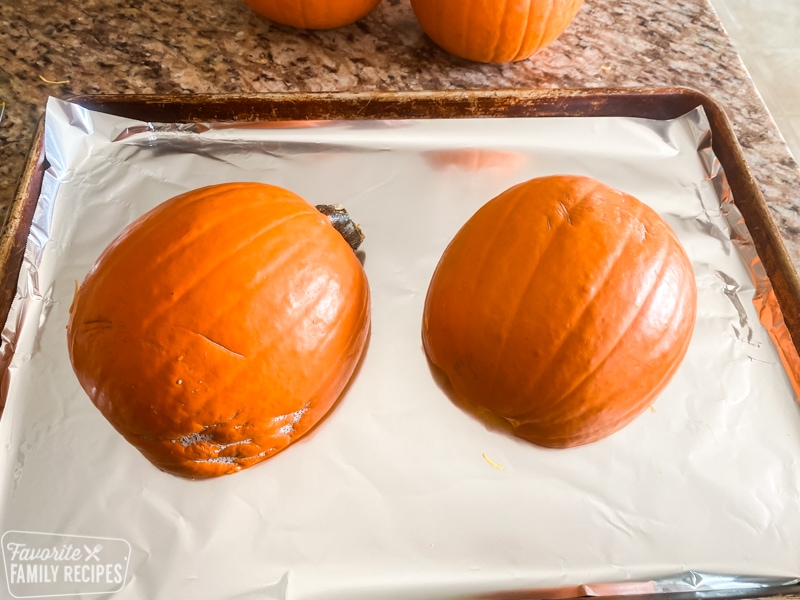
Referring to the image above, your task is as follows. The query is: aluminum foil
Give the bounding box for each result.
[1,96,800,600]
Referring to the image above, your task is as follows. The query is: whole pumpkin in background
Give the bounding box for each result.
[422,175,697,448]
[67,183,370,478]
[245,0,382,29]
[410,0,584,63]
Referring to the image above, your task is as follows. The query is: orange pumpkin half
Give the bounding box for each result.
[245,0,381,29]
[67,183,370,478]
[422,175,697,448]
[410,0,584,63]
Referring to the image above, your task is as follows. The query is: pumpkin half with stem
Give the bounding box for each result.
[410,0,584,63]
[67,182,370,478]
[422,174,697,448]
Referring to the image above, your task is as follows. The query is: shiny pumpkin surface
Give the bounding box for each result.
[244,0,381,29]
[422,175,697,448]
[67,183,370,478]
[410,0,584,63]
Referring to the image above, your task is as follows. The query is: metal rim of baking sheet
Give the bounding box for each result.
[1,87,800,600]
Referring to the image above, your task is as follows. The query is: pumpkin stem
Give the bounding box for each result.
[316,204,364,252]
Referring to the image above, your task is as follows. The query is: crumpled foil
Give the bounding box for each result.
[1,96,799,600]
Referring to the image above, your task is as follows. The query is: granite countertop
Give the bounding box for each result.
[2,0,800,265]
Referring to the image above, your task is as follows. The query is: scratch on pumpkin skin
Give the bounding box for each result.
[80,318,113,333]
[180,327,245,358]
[557,200,572,225]
[198,332,244,358]
[82,318,112,326]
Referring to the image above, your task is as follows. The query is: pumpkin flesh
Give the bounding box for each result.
[422,175,697,448]
[67,183,370,478]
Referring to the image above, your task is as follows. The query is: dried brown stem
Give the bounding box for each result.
[316,205,364,252]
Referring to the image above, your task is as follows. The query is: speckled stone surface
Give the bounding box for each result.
[1,0,800,268]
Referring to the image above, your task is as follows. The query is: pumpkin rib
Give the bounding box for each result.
[515,237,671,423]
[529,0,555,59]
[299,1,311,28]
[487,0,511,63]
[149,226,312,351]
[460,185,528,308]
[138,210,312,333]
[456,0,474,59]
[511,379,645,446]
[100,185,304,297]
[510,198,652,412]
[483,185,596,406]
[511,264,689,449]
[510,1,537,62]
[188,221,323,327]
[447,183,526,333]
[498,201,650,414]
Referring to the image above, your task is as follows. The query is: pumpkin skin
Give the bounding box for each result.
[245,0,381,29]
[67,183,370,478]
[422,175,696,448]
[410,0,584,63]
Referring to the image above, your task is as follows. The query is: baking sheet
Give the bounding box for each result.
[1,96,800,600]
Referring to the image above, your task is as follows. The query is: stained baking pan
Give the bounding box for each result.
[2,88,800,600]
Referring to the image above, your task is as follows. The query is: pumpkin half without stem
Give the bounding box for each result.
[67,182,371,479]
[410,0,584,63]
[422,174,697,448]
[244,0,382,29]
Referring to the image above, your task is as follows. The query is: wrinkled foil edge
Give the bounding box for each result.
[0,116,63,374]
[721,199,800,400]
[699,118,800,402]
